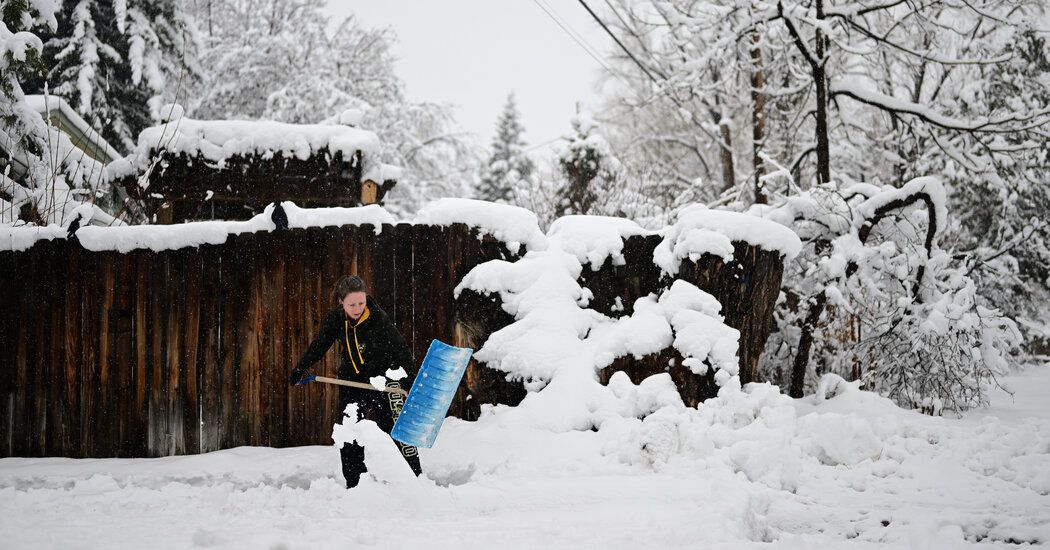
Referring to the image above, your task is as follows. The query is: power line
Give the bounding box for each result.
[576,0,735,155]
[530,0,642,99]
[538,0,607,63]
[579,0,661,83]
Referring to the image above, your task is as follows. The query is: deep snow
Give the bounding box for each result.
[0,366,1047,549]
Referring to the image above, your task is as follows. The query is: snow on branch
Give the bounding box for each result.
[832,81,1050,133]
[844,19,1012,66]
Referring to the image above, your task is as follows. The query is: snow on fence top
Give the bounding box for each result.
[413,198,548,254]
[3,199,805,262]
[0,203,395,253]
[108,106,384,184]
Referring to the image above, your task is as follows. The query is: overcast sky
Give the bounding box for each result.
[322,1,615,153]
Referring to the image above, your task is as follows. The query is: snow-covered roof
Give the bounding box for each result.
[110,105,386,184]
[23,95,123,163]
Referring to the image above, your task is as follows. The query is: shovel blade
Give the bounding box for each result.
[390,339,473,448]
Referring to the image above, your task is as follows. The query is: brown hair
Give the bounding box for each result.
[332,275,368,302]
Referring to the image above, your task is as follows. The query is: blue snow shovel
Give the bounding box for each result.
[297,339,472,448]
[390,339,473,448]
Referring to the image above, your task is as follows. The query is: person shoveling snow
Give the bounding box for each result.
[289,275,422,488]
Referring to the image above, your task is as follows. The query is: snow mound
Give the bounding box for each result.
[655,205,803,276]
[331,404,418,486]
[414,198,548,254]
[548,215,652,270]
[338,108,365,127]
[457,222,740,433]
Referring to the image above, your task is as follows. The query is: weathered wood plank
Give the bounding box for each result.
[110,254,135,457]
[148,251,169,457]
[393,223,415,361]
[199,245,222,454]
[0,251,13,456]
[132,253,150,457]
[181,249,202,455]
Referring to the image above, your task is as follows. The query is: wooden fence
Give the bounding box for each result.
[0,223,517,458]
[1,221,786,459]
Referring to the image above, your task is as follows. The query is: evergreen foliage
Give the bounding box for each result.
[477,93,534,204]
[23,0,200,151]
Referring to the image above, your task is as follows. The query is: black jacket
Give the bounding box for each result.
[295,296,414,388]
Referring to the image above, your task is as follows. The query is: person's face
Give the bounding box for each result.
[340,291,367,320]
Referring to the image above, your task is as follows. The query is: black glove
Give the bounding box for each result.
[289,367,308,385]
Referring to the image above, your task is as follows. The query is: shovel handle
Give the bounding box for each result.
[301,375,408,396]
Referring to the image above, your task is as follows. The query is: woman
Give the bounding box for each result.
[289,275,422,488]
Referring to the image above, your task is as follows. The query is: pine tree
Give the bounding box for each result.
[477,93,533,203]
[1,0,56,161]
[556,112,619,216]
[24,0,199,151]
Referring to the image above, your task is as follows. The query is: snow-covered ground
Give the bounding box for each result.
[1,365,1047,549]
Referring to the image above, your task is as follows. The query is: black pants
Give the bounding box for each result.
[339,387,422,488]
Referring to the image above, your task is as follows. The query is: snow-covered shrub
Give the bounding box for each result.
[758,177,1020,411]
[854,255,1020,412]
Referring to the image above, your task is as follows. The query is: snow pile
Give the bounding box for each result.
[455,219,740,432]
[331,404,417,486]
[655,205,803,276]
[112,105,385,183]
[414,198,548,253]
[547,215,652,269]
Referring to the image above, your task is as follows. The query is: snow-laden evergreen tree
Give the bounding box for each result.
[190,0,478,216]
[554,112,619,216]
[1,0,56,160]
[477,93,534,204]
[23,0,200,151]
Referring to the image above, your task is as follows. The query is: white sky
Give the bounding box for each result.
[322,1,615,152]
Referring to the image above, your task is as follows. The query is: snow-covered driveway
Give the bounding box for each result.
[2,368,1047,549]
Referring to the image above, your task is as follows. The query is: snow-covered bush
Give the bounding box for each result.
[758,178,1020,411]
